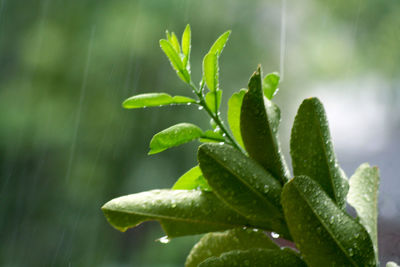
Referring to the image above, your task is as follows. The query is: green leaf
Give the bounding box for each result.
[102,189,255,237]
[387,262,400,267]
[198,248,306,267]
[203,52,219,92]
[263,72,280,100]
[172,166,211,191]
[159,39,190,83]
[205,90,222,113]
[227,89,246,149]
[181,24,191,67]
[198,143,290,239]
[281,176,376,267]
[170,32,181,53]
[200,130,225,143]
[347,163,380,258]
[240,66,290,185]
[186,228,279,267]
[122,93,196,109]
[148,123,203,155]
[209,30,231,56]
[290,97,349,209]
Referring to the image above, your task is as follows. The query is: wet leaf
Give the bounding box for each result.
[172,166,211,191]
[198,248,306,267]
[227,89,246,148]
[209,30,231,56]
[205,90,222,113]
[263,72,280,100]
[240,66,290,185]
[160,39,190,83]
[102,189,257,237]
[347,163,380,257]
[200,130,225,143]
[122,93,196,109]
[281,176,376,267]
[181,24,191,67]
[198,143,290,238]
[148,123,203,154]
[186,228,279,267]
[290,97,349,209]
[170,32,181,54]
[203,53,219,92]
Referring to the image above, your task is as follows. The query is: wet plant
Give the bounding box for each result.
[102,25,398,267]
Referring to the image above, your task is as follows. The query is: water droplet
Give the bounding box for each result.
[157,236,170,244]
[198,106,204,110]
[186,102,192,106]
[271,232,280,238]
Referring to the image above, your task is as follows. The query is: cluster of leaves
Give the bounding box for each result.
[102,25,398,267]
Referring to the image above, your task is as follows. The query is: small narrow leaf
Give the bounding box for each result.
[122,93,195,109]
[198,143,291,239]
[227,89,246,148]
[200,130,225,143]
[102,189,255,237]
[240,66,290,185]
[282,176,376,267]
[186,228,279,267]
[160,39,190,83]
[198,248,306,267]
[263,72,280,100]
[290,97,349,209]
[205,90,222,113]
[149,123,203,155]
[203,53,218,92]
[209,30,231,56]
[347,163,380,257]
[170,32,181,53]
[181,24,191,67]
[172,166,211,191]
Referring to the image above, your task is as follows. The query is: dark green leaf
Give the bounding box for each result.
[227,89,246,148]
[281,176,376,267]
[159,39,190,83]
[209,31,231,56]
[290,97,349,209]
[181,24,191,67]
[203,53,218,92]
[205,90,222,113]
[200,130,225,143]
[148,123,203,155]
[263,72,280,100]
[172,166,211,191]
[198,248,306,267]
[198,143,290,238]
[102,189,257,237]
[186,228,279,267]
[240,66,290,185]
[122,93,196,109]
[347,163,380,257]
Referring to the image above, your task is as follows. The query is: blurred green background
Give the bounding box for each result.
[1,0,399,266]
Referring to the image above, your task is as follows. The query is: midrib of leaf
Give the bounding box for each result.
[295,184,358,266]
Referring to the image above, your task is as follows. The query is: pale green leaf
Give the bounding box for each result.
[198,143,291,239]
[181,24,191,67]
[387,262,400,267]
[282,175,377,267]
[102,189,255,237]
[209,30,231,56]
[227,88,246,149]
[170,32,181,53]
[205,90,222,113]
[198,248,306,267]
[263,72,280,100]
[203,53,218,92]
[186,228,279,267]
[159,39,190,83]
[148,123,203,155]
[240,66,290,185]
[347,163,380,258]
[122,93,195,109]
[290,97,349,209]
[172,166,211,191]
[199,130,224,143]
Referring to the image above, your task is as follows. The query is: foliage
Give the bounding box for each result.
[102,25,395,266]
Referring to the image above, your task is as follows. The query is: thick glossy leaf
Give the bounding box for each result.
[122,93,196,109]
[205,90,222,113]
[347,163,380,257]
[148,123,203,155]
[172,166,211,191]
[186,228,279,267]
[198,248,306,267]
[170,32,181,53]
[209,30,231,56]
[290,97,349,209]
[263,72,280,100]
[181,24,191,67]
[199,130,224,143]
[227,89,246,148]
[102,190,261,237]
[203,53,218,92]
[198,143,290,239]
[281,176,376,267]
[159,39,190,83]
[240,66,290,185]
